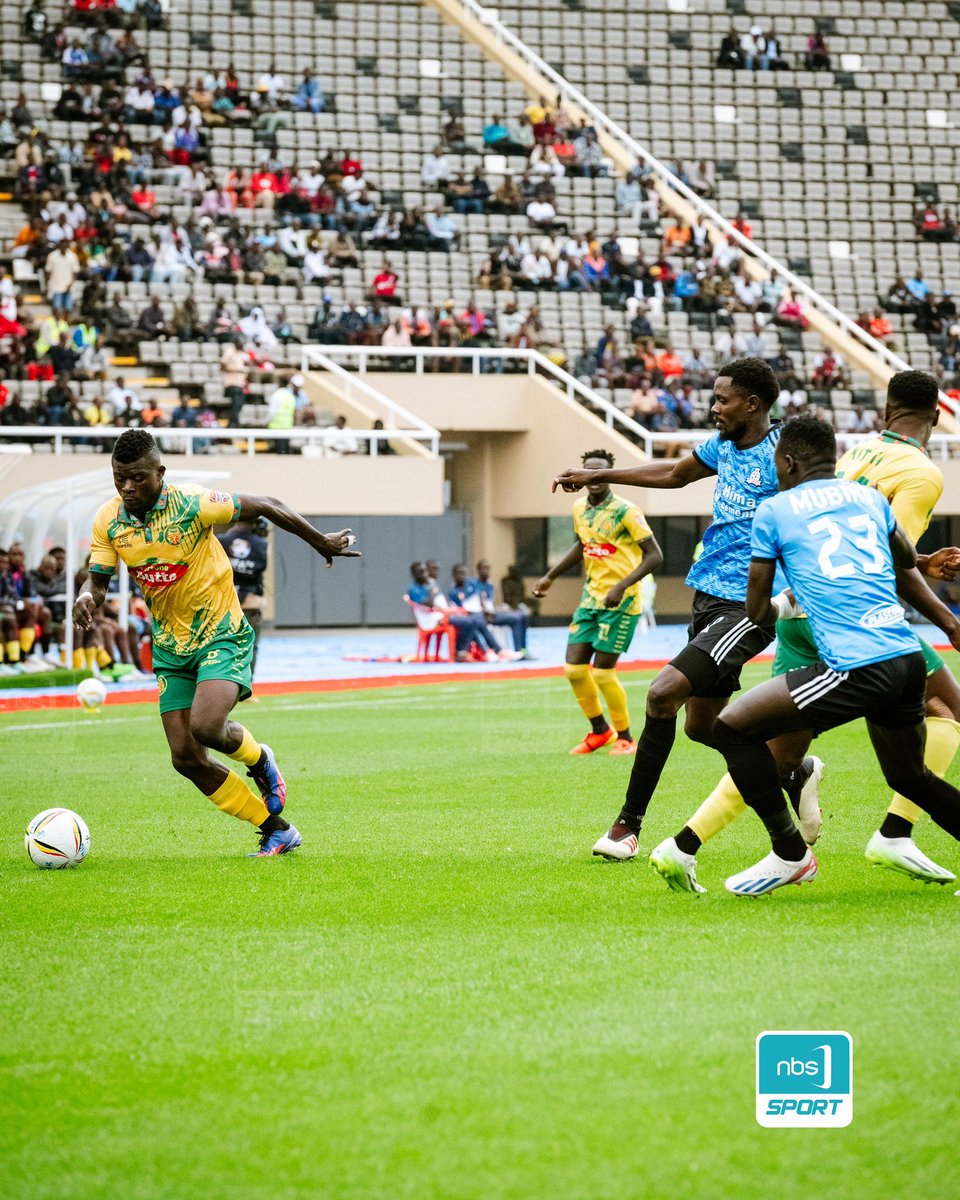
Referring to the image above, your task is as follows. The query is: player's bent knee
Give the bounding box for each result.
[188,713,230,750]
[646,673,686,718]
[684,714,717,746]
[171,749,207,780]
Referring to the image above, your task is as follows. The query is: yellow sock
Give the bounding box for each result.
[5,640,19,664]
[73,648,85,670]
[96,648,113,669]
[888,716,960,824]
[85,648,98,670]
[19,627,35,654]
[688,773,748,844]
[207,769,268,826]
[593,667,629,733]
[564,662,602,720]
[226,725,262,767]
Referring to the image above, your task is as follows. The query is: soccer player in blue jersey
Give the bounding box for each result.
[553,358,816,859]
[713,415,960,895]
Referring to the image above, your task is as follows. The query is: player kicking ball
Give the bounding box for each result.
[534,449,662,760]
[708,415,960,896]
[73,429,360,857]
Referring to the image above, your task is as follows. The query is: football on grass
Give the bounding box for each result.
[76,677,107,709]
[26,808,91,869]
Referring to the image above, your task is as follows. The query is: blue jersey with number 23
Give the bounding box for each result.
[751,477,920,672]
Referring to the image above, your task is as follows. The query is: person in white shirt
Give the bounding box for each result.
[526,197,558,227]
[296,162,324,196]
[497,301,526,343]
[421,145,451,187]
[278,222,307,264]
[325,414,360,456]
[303,246,331,284]
[107,378,143,414]
[46,216,74,246]
[519,250,552,287]
[529,144,565,179]
[381,320,412,348]
[844,405,876,434]
[733,272,762,311]
[255,67,286,102]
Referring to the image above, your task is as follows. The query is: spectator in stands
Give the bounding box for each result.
[381,319,411,349]
[529,143,565,180]
[656,344,684,381]
[914,294,944,336]
[291,68,325,114]
[882,275,914,313]
[442,111,474,154]
[906,270,931,304]
[526,188,560,231]
[137,295,168,340]
[326,414,361,457]
[687,160,716,199]
[740,26,765,70]
[48,334,78,377]
[369,260,400,303]
[491,174,523,214]
[717,30,744,68]
[421,144,450,188]
[220,337,248,424]
[774,290,808,329]
[328,230,359,270]
[172,295,202,341]
[804,31,831,71]
[45,240,81,311]
[482,114,512,152]
[107,377,141,415]
[573,127,604,178]
[811,347,848,390]
[844,405,876,435]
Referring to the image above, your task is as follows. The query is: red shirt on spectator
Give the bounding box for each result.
[341,157,363,178]
[656,351,684,379]
[731,216,753,240]
[251,170,278,194]
[372,270,399,298]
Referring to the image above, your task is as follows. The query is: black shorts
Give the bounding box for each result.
[671,591,776,699]
[785,651,927,732]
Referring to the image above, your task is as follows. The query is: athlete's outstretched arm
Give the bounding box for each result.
[73,572,110,631]
[744,558,777,628]
[896,568,960,650]
[918,546,960,581]
[552,452,716,494]
[532,541,584,598]
[236,495,362,567]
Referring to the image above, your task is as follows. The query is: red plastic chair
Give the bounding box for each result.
[403,595,457,662]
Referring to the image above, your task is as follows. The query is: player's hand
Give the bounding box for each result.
[921,547,960,581]
[552,468,592,493]
[72,593,97,632]
[603,584,625,609]
[532,575,552,598]
[316,528,362,567]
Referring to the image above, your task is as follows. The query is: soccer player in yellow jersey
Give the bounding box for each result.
[649,370,960,891]
[533,449,662,756]
[72,429,360,857]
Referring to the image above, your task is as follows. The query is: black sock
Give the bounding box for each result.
[258,814,289,834]
[781,760,812,817]
[675,825,701,855]
[879,814,914,839]
[590,715,609,736]
[615,727,631,742]
[764,807,808,861]
[617,713,677,831]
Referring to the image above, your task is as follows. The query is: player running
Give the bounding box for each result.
[651,370,960,891]
[708,414,960,895]
[535,448,662,755]
[553,359,815,858]
[73,429,360,857]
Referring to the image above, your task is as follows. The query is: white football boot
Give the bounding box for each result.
[592,819,639,861]
[725,848,818,896]
[864,832,955,885]
[649,837,706,893]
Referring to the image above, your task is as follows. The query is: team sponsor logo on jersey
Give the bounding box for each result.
[133,562,189,588]
[583,542,618,559]
[745,468,763,487]
[859,602,905,629]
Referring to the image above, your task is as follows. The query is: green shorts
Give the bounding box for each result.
[772,618,944,678]
[568,604,639,656]
[152,621,255,714]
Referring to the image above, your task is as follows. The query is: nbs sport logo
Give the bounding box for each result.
[756,1031,852,1127]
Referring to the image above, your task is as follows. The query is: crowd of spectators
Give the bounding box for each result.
[879,271,960,389]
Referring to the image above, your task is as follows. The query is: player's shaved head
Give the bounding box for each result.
[887,369,939,416]
[112,428,161,464]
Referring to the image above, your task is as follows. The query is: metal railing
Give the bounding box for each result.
[451,0,960,418]
[0,425,433,457]
[301,343,660,449]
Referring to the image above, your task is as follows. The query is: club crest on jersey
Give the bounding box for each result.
[745,468,763,487]
[133,562,189,588]
[584,542,618,559]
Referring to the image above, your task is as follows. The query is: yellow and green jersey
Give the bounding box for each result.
[835,429,943,543]
[88,482,244,656]
[572,491,654,615]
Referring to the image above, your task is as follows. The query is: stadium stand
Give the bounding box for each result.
[0,0,957,443]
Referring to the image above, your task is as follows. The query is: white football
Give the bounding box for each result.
[26,808,91,869]
[76,677,107,709]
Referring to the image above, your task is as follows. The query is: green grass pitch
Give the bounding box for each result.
[2,664,958,1199]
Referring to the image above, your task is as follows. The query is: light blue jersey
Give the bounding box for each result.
[751,477,921,671]
[687,425,785,601]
